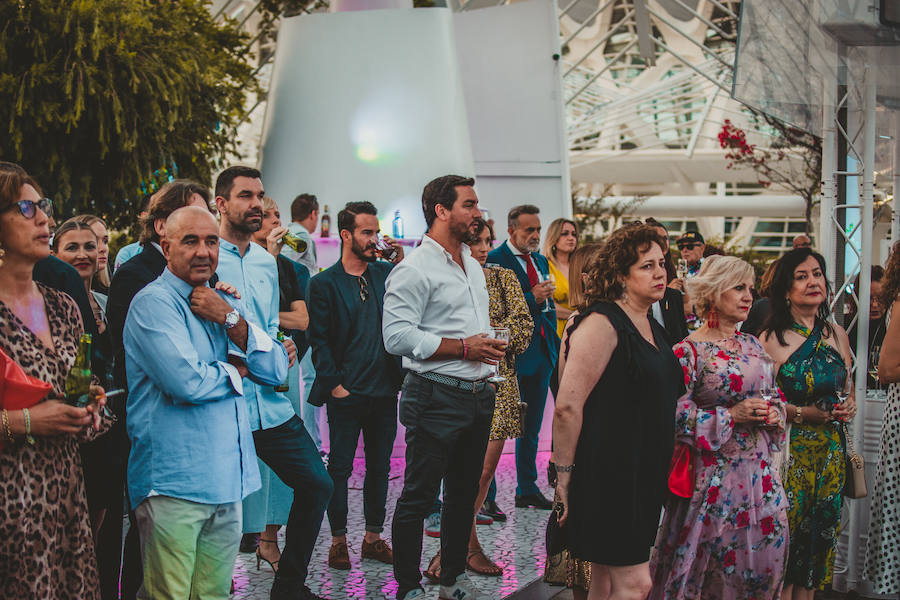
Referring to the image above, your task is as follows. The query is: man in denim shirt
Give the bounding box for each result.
[215,166,333,600]
[124,206,288,599]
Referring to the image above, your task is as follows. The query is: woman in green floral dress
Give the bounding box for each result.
[760,249,857,600]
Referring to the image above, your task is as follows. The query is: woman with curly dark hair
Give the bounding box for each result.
[759,248,855,600]
[552,223,681,599]
[865,241,900,595]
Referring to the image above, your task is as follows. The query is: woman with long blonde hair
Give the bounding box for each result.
[543,218,579,338]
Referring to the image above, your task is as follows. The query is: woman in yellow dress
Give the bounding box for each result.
[543,218,578,338]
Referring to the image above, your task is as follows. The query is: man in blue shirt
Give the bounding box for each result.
[214,166,333,600]
[123,206,288,599]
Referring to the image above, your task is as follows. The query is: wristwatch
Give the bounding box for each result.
[554,464,575,473]
[223,309,241,329]
[793,406,804,425]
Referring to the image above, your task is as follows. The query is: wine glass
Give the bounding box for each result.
[539,273,556,313]
[676,258,689,280]
[869,345,881,385]
[833,368,852,419]
[487,327,510,383]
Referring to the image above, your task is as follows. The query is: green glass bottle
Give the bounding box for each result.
[65,333,92,407]
[282,232,308,254]
[274,332,290,392]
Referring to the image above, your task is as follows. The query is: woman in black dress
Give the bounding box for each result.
[553,223,681,599]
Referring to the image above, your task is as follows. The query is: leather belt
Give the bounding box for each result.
[415,371,491,393]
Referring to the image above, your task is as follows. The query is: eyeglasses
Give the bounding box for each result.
[6,198,53,219]
[677,243,700,250]
[358,276,369,302]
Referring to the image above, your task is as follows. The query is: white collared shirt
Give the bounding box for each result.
[505,239,531,273]
[382,235,493,380]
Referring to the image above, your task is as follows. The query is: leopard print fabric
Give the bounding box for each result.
[0,284,105,599]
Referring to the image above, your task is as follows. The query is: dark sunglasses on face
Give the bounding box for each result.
[678,243,700,250]
[8,198,53,219]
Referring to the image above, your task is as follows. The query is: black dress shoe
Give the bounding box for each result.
[239,532,260,553]
[515,492,553,509]
[480,499,508,522]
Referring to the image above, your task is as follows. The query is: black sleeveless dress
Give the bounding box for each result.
[567,301,681,565]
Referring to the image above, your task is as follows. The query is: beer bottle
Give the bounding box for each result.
[66,333,92,407]
[274,332,290,392]
[282,232,308,254]
[320,205,331,237]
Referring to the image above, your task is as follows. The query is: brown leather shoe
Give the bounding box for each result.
[328,541,351,570]
[361,538,393,564]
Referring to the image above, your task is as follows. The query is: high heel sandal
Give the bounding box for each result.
[256,538,280,573]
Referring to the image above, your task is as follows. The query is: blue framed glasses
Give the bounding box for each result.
[9,198,53,219]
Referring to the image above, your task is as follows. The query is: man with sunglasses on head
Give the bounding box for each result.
[306,201,404,572]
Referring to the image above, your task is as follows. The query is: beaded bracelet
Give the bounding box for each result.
[2,409,14,443]
[22,408,35,445]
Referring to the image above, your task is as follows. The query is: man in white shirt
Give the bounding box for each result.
[383,175,507,600]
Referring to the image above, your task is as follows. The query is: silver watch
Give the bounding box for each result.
[223,309,241,329]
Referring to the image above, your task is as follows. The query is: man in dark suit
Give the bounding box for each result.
[33,254,98,338]
[106,180,213,600]
[306,202,404,570]
[487,204,559,510]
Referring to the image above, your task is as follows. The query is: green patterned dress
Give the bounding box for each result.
[777,323,847,590]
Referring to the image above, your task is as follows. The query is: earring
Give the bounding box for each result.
[707,308,720,329]
[552,245,557,252]
[0,244,5,268]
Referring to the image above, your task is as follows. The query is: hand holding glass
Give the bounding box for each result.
[375,233,399,261]
[539,273,555,313]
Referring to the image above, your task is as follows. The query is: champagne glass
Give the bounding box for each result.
[833,368,852,419]
[487,327,510,383]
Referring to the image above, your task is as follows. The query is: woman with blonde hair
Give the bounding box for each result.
[543,218,579,337]
[72,214,112,291]
[649,255,789,600]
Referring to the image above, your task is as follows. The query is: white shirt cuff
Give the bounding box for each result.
[221,361,244,395]
[246,321,273,352]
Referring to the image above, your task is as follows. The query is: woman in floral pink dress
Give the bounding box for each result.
[650,256,789,600]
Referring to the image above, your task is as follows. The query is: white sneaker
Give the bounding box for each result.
[400,589,426,599]
[424,512,441,538]
[438,573,487,600]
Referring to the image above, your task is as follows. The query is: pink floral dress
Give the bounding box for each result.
[649,333,789,600]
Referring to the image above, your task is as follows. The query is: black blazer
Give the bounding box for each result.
[305,260,403,407]
[33,255,97,338]
[655,287,689,345]
[107,244,168,390]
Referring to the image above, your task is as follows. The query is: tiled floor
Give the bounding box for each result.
[232,452,553,599]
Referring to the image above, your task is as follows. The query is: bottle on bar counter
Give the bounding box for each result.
[274,332,290,392]
[320,205,331,237]
[65,333,92,407]
[281,231,308,254]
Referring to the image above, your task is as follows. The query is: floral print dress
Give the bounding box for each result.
[650,333,789,600]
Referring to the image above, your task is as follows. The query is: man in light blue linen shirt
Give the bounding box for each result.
[214,166,333,600]
[124,206,289,599]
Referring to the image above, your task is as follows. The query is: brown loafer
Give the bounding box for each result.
[361,538,393,564]
[328,541,351,570]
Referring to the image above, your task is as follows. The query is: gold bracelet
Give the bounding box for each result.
[22,408,35,445]
[2,409,14,443]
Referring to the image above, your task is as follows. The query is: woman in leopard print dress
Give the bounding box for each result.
[0,163,112,599]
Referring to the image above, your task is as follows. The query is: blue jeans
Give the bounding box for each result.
[253,415,333,590]
[325,394,397,536]
[299,348,322,449]
[515,362,553,496]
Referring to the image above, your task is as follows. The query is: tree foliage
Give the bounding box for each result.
[0,0,257,228]
[718,114,822,235]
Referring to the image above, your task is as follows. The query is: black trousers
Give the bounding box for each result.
[391,373,495,599]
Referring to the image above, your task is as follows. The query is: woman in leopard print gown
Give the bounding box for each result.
[0,163,112,599]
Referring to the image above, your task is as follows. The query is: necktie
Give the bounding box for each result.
[521,253,539,287]
[520,253,545,338]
